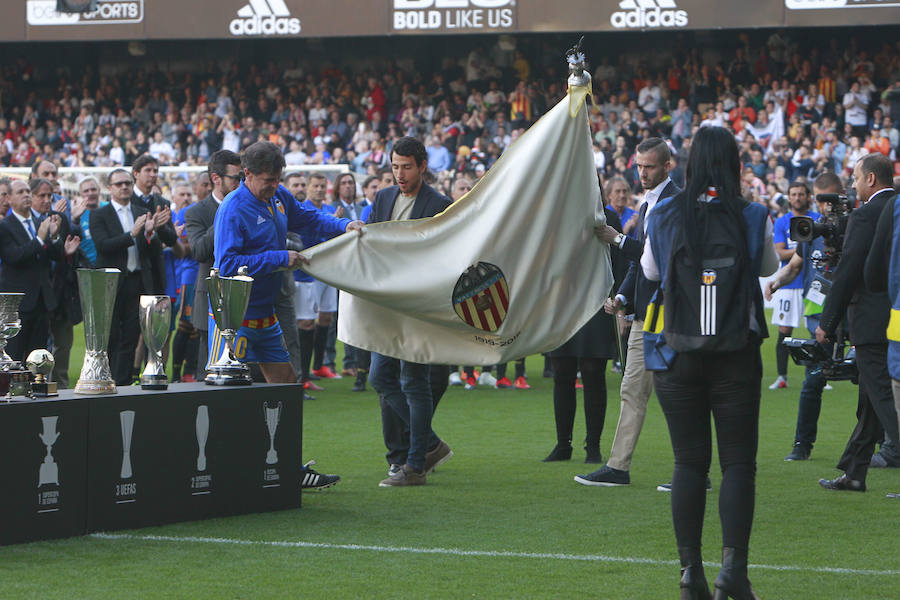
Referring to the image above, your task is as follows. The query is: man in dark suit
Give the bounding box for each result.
[184,149,242,379]
[368,136,453,487]
[0,179,65,361]
[90,168,167,386]
[580,137,682,487]
[131,154,178,273]
[817,153,900,492]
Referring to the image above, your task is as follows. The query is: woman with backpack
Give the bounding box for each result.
[641,126,778,600]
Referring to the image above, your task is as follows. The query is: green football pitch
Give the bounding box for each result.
[1,318,898,598]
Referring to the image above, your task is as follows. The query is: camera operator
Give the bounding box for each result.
[816,153,900,492]
[764,173,842,461]
[864,163,900,499]
[768,181,820,391]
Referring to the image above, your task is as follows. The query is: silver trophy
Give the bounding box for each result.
[264,400,282,465]
[75,268,121,395]
[139,295,172,390]
[205,267,254,386]
[0,292,32,398]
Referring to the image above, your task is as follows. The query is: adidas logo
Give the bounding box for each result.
[610,0,688,29]
[230,0,301,36]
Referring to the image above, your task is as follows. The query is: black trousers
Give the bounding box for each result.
[380,364,450,466]
[654,342,761,550]
[107,271,143,386]
[7,305,50,363]
[836,343,900,481]
[550,357,607,447]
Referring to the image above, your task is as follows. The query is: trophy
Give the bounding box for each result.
[0,292,33,399]
[27,349,58,397]
[139,295,171,390]
[38,416,60,486]
[264,400,282,465]
[205,267,254,386]
[74,268,121,395]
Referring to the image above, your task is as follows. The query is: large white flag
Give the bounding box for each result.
[301,84,613,365]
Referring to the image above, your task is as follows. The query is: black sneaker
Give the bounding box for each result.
[301,460,340,490]
[351,371,367,392]
[574,465,630,487]
[785,443,811,461]
[657,477,712,492]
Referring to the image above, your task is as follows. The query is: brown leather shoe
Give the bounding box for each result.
[341,367,358,377]
[378,464,426,487]
[424,440,453,473]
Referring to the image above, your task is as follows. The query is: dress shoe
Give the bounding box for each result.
[678,546,712,600]
[341,367,358,377]
[351,371,367,392]
[869,453,900,468]
[818,473,865,492]
[784,442,810,461]
[542,443,572,462]
[584,445,603,464]
[712,547,758,600]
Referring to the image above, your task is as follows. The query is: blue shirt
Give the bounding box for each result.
[426,144,451,172]
[607,205,638,239]
[213,183,350,319]
[773,210,819,290]
[293,199,337,284]
[174,205,199,288]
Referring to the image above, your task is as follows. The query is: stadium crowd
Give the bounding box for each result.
[0,30,897,204]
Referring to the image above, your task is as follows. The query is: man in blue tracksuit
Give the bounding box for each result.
[211,141,363,384]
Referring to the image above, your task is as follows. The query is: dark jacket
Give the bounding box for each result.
[367,183,451,224]
[616,180,681,321]
[0,213,63,313]
[90,200,166,295]
[184,194,219,330]
[820,189,895,346]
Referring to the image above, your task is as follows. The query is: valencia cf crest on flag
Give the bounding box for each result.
[453,262,510,332]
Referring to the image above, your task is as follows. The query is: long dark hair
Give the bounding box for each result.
[677,126,746,260]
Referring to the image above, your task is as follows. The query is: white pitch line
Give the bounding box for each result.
[90,533,900,577]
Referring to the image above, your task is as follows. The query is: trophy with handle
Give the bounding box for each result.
[205,266,254,386]
[139,295,172,390]
[0,292,32,398]
[74,268,121,395]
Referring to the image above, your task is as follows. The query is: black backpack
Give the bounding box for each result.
[664,197,753,353]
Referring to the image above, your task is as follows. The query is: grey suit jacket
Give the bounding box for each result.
[184,194,219,330]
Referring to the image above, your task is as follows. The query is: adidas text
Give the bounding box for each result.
[610,0,688,29]
[230,15,300,35]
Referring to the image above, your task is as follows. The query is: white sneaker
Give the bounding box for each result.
[768,376,788,390]
[823,383,833,391]
[448,371,463,386]
[478,371,497,387]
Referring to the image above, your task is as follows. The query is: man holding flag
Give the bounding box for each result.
[368,136,454,488]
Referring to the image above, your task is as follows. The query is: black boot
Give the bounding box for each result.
[584,445,603,464]
[352,370,367,392]
[542,443,572,462]
[712,547,758,600]
[678,546,711,600]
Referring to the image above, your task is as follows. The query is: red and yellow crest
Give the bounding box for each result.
[452,262,510,332]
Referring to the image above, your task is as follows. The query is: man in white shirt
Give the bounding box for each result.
[843,80,870,139]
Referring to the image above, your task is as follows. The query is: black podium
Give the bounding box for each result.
[0,383,302,545]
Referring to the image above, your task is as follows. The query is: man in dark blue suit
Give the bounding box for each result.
[578,137,682,488]
[368,137,453,487]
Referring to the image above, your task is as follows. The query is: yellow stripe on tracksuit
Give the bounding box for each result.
[643,302,664,334]
[888,309,900,342]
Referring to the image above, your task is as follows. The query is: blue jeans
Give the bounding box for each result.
[369,353,439,472]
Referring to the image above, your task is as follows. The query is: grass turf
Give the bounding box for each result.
[1,317,898,598]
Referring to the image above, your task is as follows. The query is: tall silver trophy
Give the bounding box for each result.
[74,268,121,395]
[139,295,172,390]
[205,267,254,386]
[0,292,32,398]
